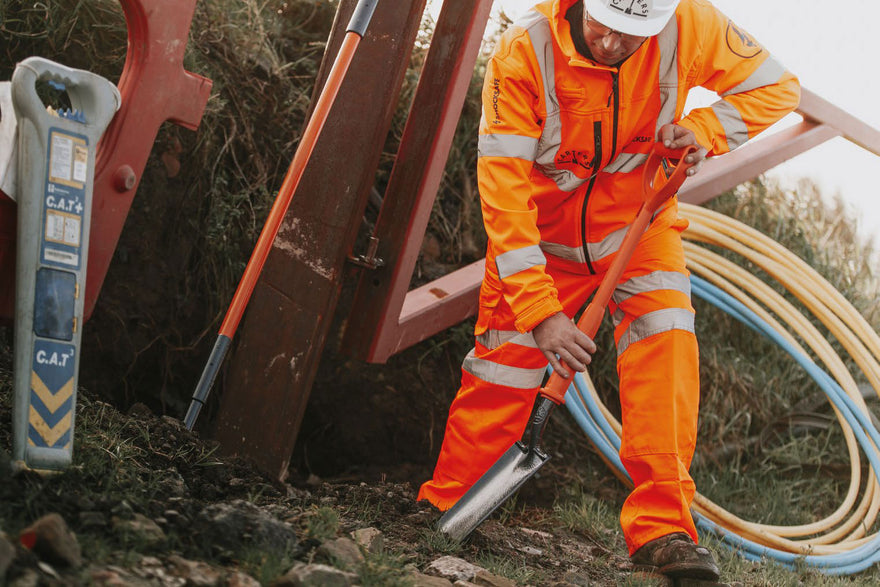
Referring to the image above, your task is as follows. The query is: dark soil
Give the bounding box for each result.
[0,326,648,586]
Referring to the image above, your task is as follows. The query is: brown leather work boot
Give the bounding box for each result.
[630,532,721,581]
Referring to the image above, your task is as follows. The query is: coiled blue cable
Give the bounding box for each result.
[561,273,880,574]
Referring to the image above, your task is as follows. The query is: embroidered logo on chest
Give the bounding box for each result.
[556,150,595,170]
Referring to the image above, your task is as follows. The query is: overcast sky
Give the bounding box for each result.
[427,0,880,242]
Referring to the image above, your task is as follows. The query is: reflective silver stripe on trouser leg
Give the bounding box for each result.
[611,270,694,355]
[612,270,692,308]
[462,348,546,389]
[615,308,695,356]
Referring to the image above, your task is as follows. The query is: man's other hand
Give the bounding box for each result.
[532,312,597,379]
[658,123,707,176]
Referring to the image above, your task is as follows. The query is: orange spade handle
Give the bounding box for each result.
[643,143,699,212]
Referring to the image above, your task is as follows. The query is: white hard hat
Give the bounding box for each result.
[583,0,680,37]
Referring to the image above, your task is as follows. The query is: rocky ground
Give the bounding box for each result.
[0,391,686,587]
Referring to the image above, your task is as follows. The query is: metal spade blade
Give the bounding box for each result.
[437,397,555,541]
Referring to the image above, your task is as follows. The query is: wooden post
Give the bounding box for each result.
[212,0,428,480]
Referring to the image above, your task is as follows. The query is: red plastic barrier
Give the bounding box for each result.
[0,0,212,324]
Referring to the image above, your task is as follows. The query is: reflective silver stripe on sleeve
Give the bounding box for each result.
[712,100,750,150]
[655,17,680,134]
[462,348,546,389]
[522,13,588,192]
[539,240,586,264]
[722,56,786,97]
[495,244,547,279]
[616,308,695,356]
[478,133,539,161]
[603,152,649,174]
[612,270,692,306]
[476,329,539,350]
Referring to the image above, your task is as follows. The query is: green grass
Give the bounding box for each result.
[344,496,384,527]
[237,543,301,585]
[476,551,545,585]
[553,489,624,543]
[420,527,465,556]
[304,506,341,542]
[357,551,415,587]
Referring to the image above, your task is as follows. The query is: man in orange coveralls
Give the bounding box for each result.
[419,0,800,581]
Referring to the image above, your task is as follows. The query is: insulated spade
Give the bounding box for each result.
[437,142,698,542]
[184,0,379,430]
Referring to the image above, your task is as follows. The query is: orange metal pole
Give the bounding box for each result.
[218,32,361,338]
[184,0,379,429]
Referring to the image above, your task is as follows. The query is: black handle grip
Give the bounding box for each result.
[526,396,556,453]
[347,0,379,36]
[184,334,231,430]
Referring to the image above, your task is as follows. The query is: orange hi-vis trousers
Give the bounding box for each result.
[418,223,701,554]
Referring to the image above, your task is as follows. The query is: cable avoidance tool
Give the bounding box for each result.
[11,57,120,471]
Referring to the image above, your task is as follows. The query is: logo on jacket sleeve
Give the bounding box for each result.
[726,21,763,59]
[491,78,502,124]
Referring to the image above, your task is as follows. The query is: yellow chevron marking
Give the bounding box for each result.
[29,437,71,449]
[31,372,74,414]
[29,406,72,447]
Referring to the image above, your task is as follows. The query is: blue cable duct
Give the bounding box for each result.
[561,274,880,574]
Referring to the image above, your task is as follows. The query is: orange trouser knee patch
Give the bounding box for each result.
[418,368,539,510]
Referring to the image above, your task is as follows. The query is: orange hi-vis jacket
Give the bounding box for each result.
[478,0,800,334]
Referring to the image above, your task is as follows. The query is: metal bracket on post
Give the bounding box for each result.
[347,236,385,269]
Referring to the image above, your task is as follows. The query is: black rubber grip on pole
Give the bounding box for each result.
[346,0,379,36]
[184,334,232,430]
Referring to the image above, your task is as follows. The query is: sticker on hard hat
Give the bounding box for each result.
[608,0,649,18]
[726,21,763,59]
